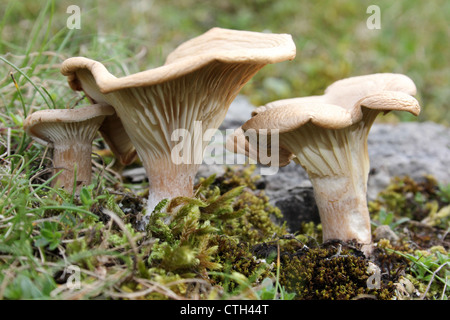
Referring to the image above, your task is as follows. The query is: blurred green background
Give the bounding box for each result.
[1,0,449,125]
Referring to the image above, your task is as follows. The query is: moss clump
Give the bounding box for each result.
[144,167,287,282]
[368,176,450,300]
[146,197,222,278]
[209,235,272,292]
[369,175,449,224]
[206,165,287,245]
[278,244,395,300]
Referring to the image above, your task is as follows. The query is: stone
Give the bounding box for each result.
[273,186,320,232]
[366,121,450,199]
[374,225,399,242]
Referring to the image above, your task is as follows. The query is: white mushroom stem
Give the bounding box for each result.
[280,109,380,251]
[309,174,371,245]
[145,162,199,212]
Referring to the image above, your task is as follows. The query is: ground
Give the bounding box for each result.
[0,162,448,300]
[0,0,449,300]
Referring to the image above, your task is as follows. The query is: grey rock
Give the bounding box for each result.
[272,186,320,231]
[367,121,450,199]
[374,225,400,242]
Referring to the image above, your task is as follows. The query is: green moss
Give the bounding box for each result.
[146,197,221,278]
[107,223,140,247]
[18,162,450,300]
[141,166,287,291]
[278,245,395,300]
[207,165,287,245]
[65,238,98,271]
[396,248,450,299]
[369,175,449,225]
[297,221,323,244]
[209,235,272,292]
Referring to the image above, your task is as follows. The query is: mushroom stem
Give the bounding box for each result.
[310,174,371,246]
[145,161,199,212]
[283,110,380,253]
[52,139,93,191]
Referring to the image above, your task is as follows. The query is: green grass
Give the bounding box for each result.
[0,0,449,300]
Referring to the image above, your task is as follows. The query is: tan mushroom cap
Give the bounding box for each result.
[24,103,115,146]
[324,73,417,107]
[61,27,296,94]
[358,91,420,115]
[243,102,354,133]
[260,72,417,112]
[243,91,420,132]
[252,95,325,116]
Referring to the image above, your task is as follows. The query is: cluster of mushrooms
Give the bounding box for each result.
[23,28,421,255]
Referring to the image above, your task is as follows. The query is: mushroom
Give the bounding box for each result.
[60,27,296,214]
[96,112,138,166]
[24,103,115,192]
[227,73,421,254]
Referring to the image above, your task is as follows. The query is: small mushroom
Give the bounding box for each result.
[60,27,296,214]
[24,103,115,192]
[227,73,421,254]
[97,112,138,166]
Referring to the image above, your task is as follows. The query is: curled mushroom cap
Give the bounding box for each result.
[60,27,296,215]
[24,103,115,192]
[227,73,420,254]
[259,73,417,113]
